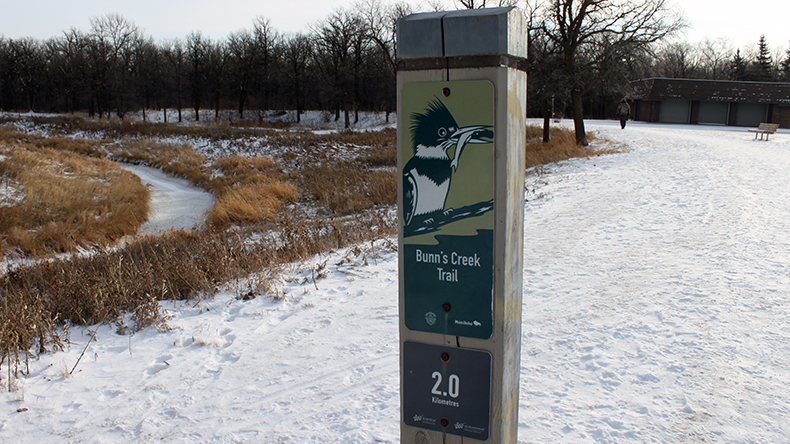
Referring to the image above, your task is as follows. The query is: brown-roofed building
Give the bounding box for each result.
[629,78,790,128]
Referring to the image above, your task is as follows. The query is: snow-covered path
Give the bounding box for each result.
[520,121,790,442]
[118,164,214,234]
[2,121,790,443]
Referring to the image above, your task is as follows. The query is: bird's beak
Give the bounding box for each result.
[449,125,493,171]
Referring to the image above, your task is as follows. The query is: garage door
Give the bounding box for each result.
[736,103,768,127]
[698,101,729,125]
[660,99,690,124]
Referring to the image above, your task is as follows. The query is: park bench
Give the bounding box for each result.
[748,123,780,141]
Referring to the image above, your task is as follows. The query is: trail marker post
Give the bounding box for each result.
[397,7,527,444]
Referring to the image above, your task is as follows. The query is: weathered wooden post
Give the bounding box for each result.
[397,7,527,444]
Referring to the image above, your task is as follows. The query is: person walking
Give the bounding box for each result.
[617,98,631,129]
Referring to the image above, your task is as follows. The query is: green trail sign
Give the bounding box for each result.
[401,80,495,340]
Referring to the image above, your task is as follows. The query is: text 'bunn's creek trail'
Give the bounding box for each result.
[415,249,483,283]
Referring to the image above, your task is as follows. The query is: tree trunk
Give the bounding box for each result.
[215,90,220,120]
[571,89,588,146]
[541,98,551,143]
[295,80,302,123]
[238,89,246,119]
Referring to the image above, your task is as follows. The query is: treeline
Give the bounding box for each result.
[0,1,412,125]
[647,36,790,83]
[3,0,790,127]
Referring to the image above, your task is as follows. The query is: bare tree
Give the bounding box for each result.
[0,38,44,111]
[525,2,569,142]
[90,14,143,118]
[133,37,161,121]
[698,38,733,80]
[252,18,281,113]
[186,31,208,121]
[57,29,91,113]
[539,0,686,145]
[227,29,256,119]
[282,33,314,122]
[354,0,411,122]
[457,0,518,8]
[205,40,227,120]
[654,41,699,78]
[313,9,363,128]
[162,39,186,122]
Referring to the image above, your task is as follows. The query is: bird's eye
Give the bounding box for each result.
[438,128,448,138]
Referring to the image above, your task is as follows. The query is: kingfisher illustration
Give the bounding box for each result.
[403,99,493,234]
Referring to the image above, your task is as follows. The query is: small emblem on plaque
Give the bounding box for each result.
[425,311,437,326]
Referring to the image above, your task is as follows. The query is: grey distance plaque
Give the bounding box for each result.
[402,341,492,440]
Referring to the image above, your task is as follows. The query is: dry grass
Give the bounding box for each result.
[0,138,150,257]
[524,124,620,169]
[207,182,298,228]
[293,164,396,216]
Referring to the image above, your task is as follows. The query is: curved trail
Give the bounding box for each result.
[119,164,214,234]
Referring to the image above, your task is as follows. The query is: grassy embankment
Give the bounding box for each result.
[0,134,150,258]
[0,115,615,384]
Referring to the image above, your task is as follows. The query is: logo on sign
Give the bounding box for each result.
[454,319,482,327]
[425,311,437,326]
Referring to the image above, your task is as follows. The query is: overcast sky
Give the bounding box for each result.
[1,0,788,54]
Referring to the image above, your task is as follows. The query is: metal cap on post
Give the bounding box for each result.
[397,6,527,444]
[397,7,527,71]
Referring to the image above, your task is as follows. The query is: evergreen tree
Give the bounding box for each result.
[753,35,775,81]
[729,49,747,81]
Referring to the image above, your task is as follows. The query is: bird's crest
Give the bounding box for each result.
[409,98,458,152]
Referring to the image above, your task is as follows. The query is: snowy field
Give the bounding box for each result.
[2,120,790,443]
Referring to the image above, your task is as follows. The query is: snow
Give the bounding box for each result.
[124,109,396,133]
[0,178,24,208]
[117,163,214,235]
[0,154,25,208]
[3,120,790,443]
